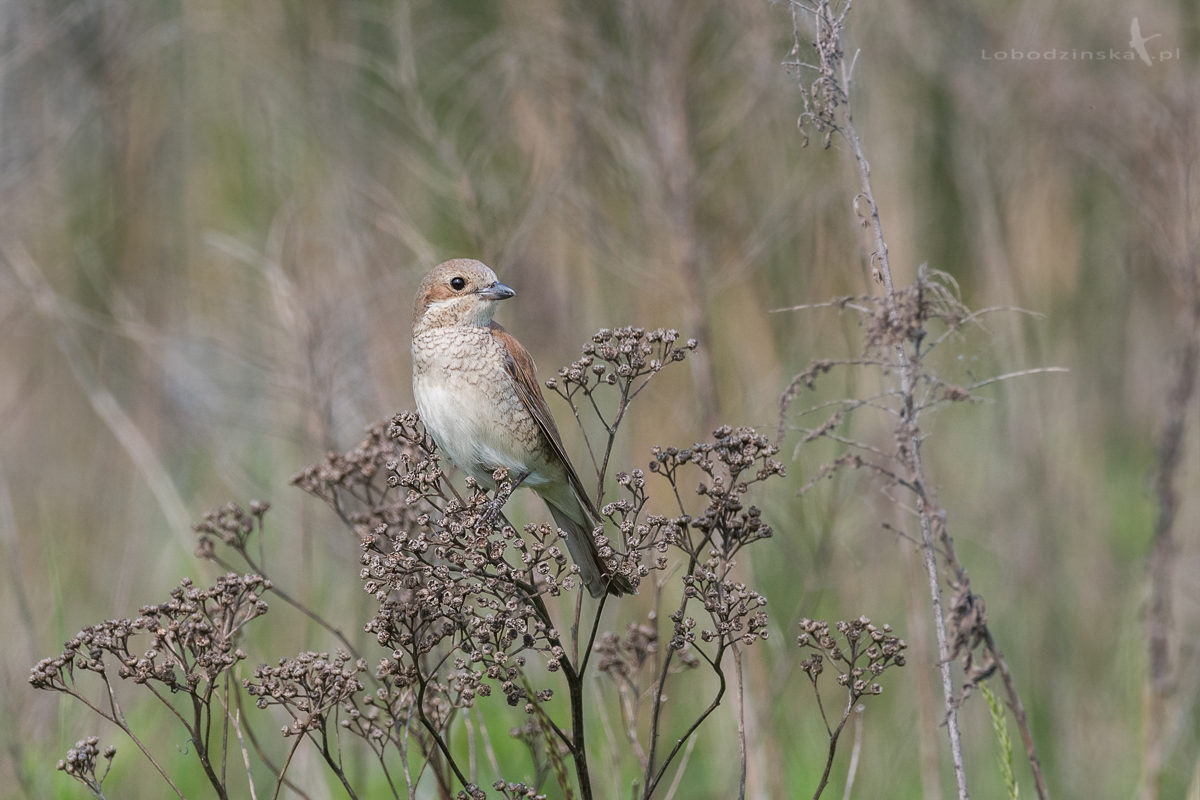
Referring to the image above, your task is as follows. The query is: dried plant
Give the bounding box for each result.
[244,650,373,796]
[229,327,782,799]
[607,425,783,799]
[796,617,906,799]
[32,324,903,798]
[56,737,116,800]
[290,328,779,799]
[783,2,1055,799]
[30,574,271,799]
[546,326,699,499]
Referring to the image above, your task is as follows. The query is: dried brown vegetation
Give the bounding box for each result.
[34,329,881,799]
[5,0,1198,798]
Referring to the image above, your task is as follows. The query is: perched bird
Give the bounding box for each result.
[411,259,634,597]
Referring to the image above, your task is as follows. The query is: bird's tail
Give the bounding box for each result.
[547,501,636,598]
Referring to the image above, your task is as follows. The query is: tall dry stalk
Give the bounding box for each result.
[782,2,1055,798]
[1139,102,1200,800]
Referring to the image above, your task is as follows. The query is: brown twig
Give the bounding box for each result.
[1143,294,1200,798]
[786,3,1054,798]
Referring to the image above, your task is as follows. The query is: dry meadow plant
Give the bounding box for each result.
[29,574,272,799]
[32,327,902,799]
[56,737,116,800]
[796,617,907,799]
[782,1,1059,798]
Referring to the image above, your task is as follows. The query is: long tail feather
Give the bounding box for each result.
[547,501,635,598]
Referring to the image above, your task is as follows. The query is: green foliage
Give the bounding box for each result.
[981,683,1019,800]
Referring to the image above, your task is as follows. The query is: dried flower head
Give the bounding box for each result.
[489,781,547,800]
[786,0,852,148]
[797,616,906,702]
[30,574,268,694]
[56,736,114,795]
[244,650,367,735]
[649,426,784,558]
[545,327,697,401]
[194,501,266,553]
[292,412,437,543]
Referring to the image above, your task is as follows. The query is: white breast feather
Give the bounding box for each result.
[414,376,548,487]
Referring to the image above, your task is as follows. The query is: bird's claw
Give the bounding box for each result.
[475,496,505,533]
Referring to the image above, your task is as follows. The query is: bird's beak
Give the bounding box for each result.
[477,281,516,301]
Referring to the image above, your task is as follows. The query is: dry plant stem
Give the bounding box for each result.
[221,671,231,789]
[233,688,314,800]
[207,541,362,665]
[808,679,853,800]
[122,676,224,797]
[734,645,748,800]
[231,710,259,800]
[497,582,595,799]
[72,683,187,799]
[641,532,697,797]
[794,618,906,800]
[272,735,306,800]
[316,721,359,800]
[413,663,470,792]
[596,375,643,504]
[643,649,726,799]
[465,708,478,784]
[660,734,699,800]
[575,368,661,505]
[982,627,1050,800]
[560,651,593,799]
[932,514,1052,797]
[841,710,863,800]
[641,553,729,799]
[473,706,503,780]
[174,669,228,798]
[790,3,1048,797]
[524,682,576,799]
[815,8,1051,793]
[400,721,415,799]
[813,729,845,800]
[1143,295,1200,799]
[636,427,779,799]
[836,69,970,800]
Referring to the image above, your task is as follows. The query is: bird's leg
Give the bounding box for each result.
[476,470,529,532]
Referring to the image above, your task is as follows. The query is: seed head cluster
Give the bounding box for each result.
[194,500,269,554]
[30,573,268,694]
[245,650,368,736]
[797,616,907,700]
[545,327,698,403]
[31,327,803,798]
[55,735,116,797]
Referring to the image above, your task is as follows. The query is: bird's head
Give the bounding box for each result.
[412,259,516,331]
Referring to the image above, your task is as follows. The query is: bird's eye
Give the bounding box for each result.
[450,277,467,291]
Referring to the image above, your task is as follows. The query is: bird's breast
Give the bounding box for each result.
[411,327,555,487]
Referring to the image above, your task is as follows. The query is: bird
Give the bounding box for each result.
[1129,17,1160,66]
[410,258,634,597]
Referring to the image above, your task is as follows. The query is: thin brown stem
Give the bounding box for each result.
[841,709,864,800]
[233,689,315,800]
[788,2,971,794]
[1142,295,1200,799]
[643,649,726,799]
[983,629,1051,800]
[67,682,187,799]
[734,646,748,800]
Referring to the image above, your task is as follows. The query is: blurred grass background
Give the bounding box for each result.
[1,0,1198,798]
